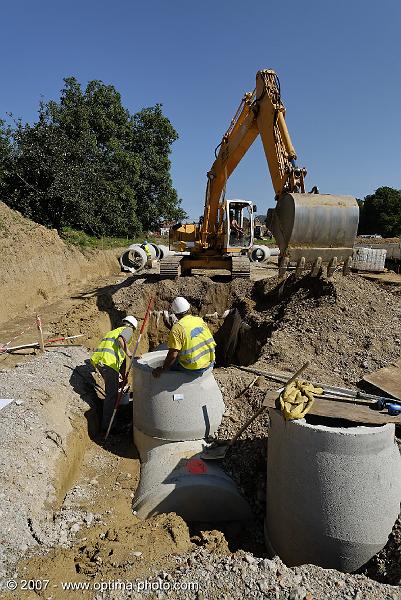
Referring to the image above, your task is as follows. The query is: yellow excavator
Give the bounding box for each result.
[162,69,359,278]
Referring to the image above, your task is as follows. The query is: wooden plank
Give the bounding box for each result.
[263,394,401,425]
[363,358,401,402]
[358,272,401,285]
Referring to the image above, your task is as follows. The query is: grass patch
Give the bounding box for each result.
[61,227,163,249]
[254,237,277,246]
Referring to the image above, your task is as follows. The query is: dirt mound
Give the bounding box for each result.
[239,272,401,386]
[0,202,122,325]
[21,511,192,599]
[112,271,401,387]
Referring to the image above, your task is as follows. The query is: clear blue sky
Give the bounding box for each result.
[1,0,400,220]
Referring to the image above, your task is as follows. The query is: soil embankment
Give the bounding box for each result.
[0,201,123,325]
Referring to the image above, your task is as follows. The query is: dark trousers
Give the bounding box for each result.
[97,364,119,431]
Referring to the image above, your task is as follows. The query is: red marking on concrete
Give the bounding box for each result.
[186,458,208,474]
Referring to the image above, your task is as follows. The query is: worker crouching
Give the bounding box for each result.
[152,296,216,378]
[90,316,138,432]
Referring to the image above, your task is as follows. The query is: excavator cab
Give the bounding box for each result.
[224,199,254,251]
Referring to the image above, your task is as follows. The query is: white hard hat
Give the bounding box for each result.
[122,315,138,328]
[171,296,190,314]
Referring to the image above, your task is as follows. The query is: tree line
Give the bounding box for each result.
[0,77,186,237]
[358,187,401,237]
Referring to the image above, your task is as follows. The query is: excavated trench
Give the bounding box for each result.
[71,273,401,582]
[0,274,275,593]
[2,271,401,590]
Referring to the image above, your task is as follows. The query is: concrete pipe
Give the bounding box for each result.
[119,245,147,273]
[133,428,253,521]
[149,243,161,260]
[132,350,225,441]
[265,409,401,572]
[249,246,271,263]
[157,244,173,260]
[249,246,280,262]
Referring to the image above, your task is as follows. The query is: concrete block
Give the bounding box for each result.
[266,408,401,572]
[132,350,225,441]
[133,428,253,521]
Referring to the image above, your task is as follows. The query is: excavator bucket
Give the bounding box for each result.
[268,193,359,277]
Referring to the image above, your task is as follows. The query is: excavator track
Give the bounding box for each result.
[159,256,182,278]
[231,256,251,279]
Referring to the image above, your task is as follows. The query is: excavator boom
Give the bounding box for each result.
[164,69,359,279]
[201,69,359,276]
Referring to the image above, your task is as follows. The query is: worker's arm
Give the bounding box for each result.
[118,335,132,360]
[152,348,179,378]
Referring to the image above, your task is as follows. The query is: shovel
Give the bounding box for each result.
[200,361,309,460]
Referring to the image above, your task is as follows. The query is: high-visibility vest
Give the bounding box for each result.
[143,244,151,259]
[90,326,127,373]
[176,315,216,370]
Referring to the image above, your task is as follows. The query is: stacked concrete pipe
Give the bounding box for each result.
[157,244,173,260]
[266,408,401,572]
[119,244,147,273]
[119,243,175,272]
[131,350,253,521]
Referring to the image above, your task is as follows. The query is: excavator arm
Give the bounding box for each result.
[201,69,359,275]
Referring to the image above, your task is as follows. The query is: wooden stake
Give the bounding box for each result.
[35,314,45,353]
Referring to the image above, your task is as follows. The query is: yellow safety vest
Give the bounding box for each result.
[176,315,216,370]
[90,326,127,373]
[143,244,151,259]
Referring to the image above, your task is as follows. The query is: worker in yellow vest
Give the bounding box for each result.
[142,241,152,266]
[91,316,138,431]
[152,297,216,378]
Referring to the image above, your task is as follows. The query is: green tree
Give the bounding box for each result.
[358,187,401,237]
[2,77,186,236]
[131,105,184,230]
[0,119,12,191]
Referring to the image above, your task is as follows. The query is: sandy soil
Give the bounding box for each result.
[0,201,124,326]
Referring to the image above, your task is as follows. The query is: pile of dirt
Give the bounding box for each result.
[112,271,401,385]
[0,201,122,325]
[112,274,254,354]
[234,272,401,386]
[154,550,400,600]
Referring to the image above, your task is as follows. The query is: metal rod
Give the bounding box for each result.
[233,365,391,404]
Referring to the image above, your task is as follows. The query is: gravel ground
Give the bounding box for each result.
[0,347,95,578]
[147,549,401,600]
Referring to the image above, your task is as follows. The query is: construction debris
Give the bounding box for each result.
[0,334,84,353]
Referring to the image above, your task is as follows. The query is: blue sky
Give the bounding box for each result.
[1,0,400,220]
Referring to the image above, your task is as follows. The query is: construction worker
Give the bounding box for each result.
[90,316,138,431]
[142,241,152,265]
[152,297,216,378]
